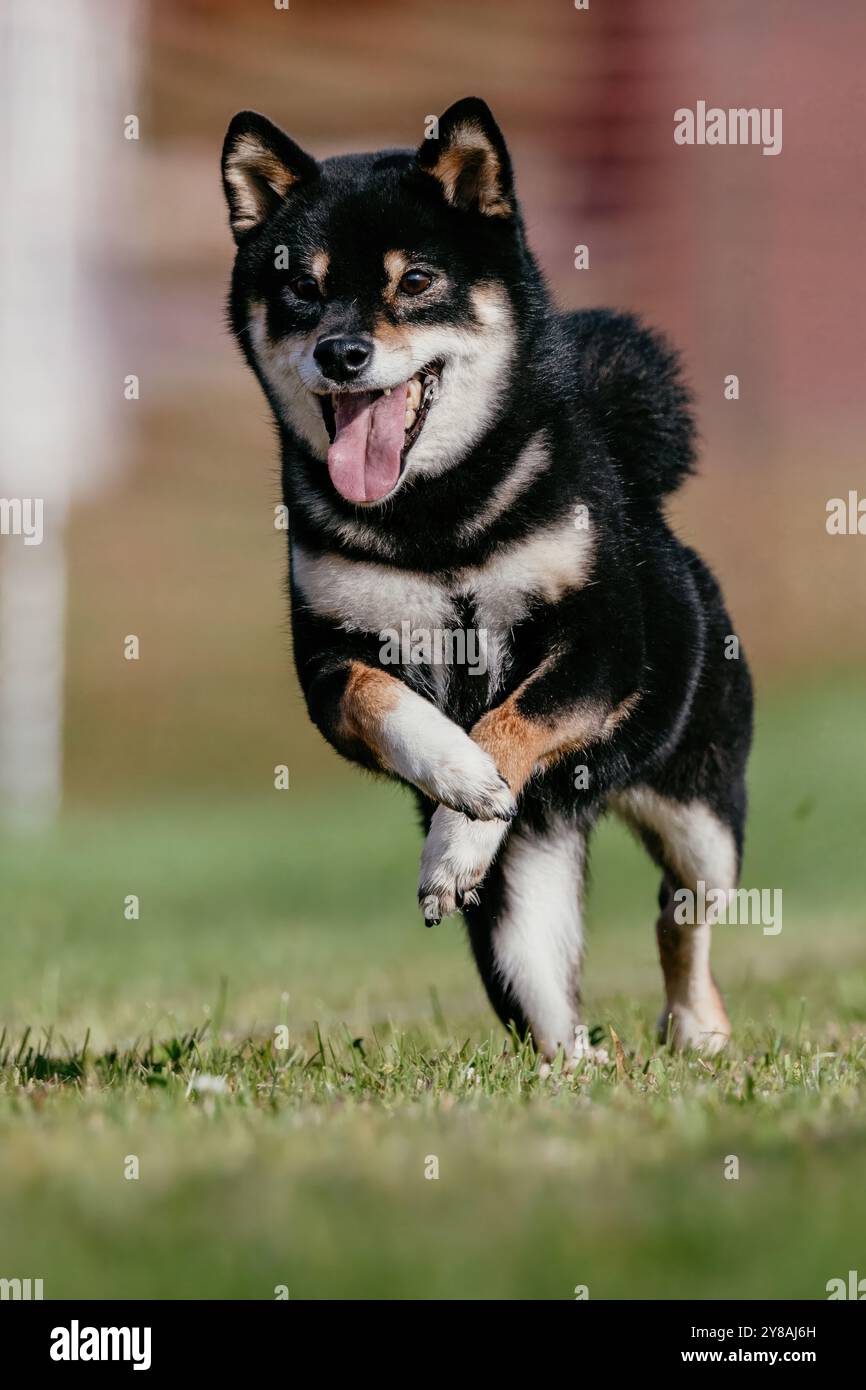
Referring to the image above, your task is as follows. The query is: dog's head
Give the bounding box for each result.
[222,98,530,506]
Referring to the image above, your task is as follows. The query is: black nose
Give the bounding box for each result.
[313,335,372,383]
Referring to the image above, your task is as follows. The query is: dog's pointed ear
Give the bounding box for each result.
[415,97,514,218]
[221,111,319,242]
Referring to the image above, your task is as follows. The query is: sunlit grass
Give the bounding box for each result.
[0,674,864,1298]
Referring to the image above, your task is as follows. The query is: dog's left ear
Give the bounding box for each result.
[415,97,514,218]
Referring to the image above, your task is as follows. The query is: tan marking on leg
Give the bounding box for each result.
[336,662,516,819]
[338,662,401,764]
[472,687,639,795]
[601,691,641,735]
[471,697,562,792]
[656,894,731,1053]
[612,786,735,1052]
[535,691,641,772]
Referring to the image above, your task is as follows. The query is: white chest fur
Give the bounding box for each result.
[292,516,594,694]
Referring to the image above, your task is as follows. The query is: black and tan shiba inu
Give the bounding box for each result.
[221,97,753,1061]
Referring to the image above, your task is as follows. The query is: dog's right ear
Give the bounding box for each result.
[221,111,319,242]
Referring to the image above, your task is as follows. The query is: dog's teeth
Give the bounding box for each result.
[406,378,422,411]
[383,387,391,396]
[405,407,417,429]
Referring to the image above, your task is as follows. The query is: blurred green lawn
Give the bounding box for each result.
[0,673,864,1299]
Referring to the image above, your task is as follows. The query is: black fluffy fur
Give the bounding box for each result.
[222,97,753,1045]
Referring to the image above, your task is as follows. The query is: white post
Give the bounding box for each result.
[0,0,137,827]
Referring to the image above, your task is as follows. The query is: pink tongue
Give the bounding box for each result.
[327,384,409,503]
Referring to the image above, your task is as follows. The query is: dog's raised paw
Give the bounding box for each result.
[423,741,516,822]
[418,806,509,922]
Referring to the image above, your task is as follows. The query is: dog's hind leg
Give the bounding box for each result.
[462,816,591,1063]
[654,876,730,1053]
[613,786,741,1053]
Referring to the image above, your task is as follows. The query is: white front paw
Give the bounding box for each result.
[418,806,508,925]
[381,697,515,821]
[422,739,516,822]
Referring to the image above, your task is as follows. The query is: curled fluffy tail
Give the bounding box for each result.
[568,308,697,502]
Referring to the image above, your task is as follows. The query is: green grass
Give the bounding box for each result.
[2,1028,865,1300]
[0,674,864,1299]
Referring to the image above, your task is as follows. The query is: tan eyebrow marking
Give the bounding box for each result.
[383,249,411,304]
[311,250,329,286]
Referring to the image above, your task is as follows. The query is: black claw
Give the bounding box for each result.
[420,893,442,927]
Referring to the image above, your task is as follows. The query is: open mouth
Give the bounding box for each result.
[319,362,441,504]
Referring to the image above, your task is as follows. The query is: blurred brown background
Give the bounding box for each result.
[23,0,865,809]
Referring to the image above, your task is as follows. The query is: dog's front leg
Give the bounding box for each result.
[308,660,517,822]
[419,808,509,924]
[418,663,638,923]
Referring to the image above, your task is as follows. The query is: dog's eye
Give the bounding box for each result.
[399,269,433,296]
[290,274,320,302]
